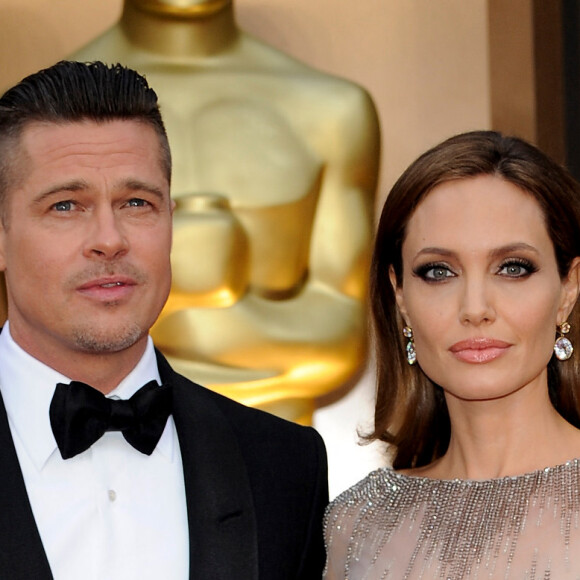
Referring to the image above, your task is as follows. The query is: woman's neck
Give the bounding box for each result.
[412,386,580,481]
[121,0,239,57]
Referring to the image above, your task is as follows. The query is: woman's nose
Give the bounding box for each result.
[458,276,496,325]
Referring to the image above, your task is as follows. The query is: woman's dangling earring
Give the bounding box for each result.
[403,326,417,365]
[554,321,573,361]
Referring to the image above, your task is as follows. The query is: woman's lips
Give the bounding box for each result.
[449,338,511,363]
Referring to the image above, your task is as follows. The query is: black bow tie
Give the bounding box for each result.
[49,380,172,460]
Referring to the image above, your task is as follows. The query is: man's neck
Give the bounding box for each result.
[7,324,149,395]
[121,0,240,58]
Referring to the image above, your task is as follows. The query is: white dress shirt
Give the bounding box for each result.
[0,323,189,579]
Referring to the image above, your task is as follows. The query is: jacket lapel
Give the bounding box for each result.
[157,353,259,580]
[0,350,258,580]
[0,392,53,579]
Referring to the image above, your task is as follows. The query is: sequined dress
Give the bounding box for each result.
[324,461,580,579]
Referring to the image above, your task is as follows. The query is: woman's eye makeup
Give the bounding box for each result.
[412,257,538,282]
[412,262,456,282]
[497,258,538,278]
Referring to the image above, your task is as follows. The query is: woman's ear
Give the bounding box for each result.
[558,257,580,324]
[389,265,409,326]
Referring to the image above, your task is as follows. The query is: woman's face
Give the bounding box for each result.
[391,174,580,404]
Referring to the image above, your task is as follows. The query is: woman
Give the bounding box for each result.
[324,130,580,578]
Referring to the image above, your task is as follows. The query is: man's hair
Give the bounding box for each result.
[0,60,172,209]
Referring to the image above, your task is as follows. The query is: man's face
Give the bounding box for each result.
[0,120,174,367]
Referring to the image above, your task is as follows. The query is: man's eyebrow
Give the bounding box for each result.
[32,180,89,204]
[31,179,167,205]
[122,179,166,200]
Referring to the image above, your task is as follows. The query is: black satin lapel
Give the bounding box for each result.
[0,392,53,579]
[157,353,259,580]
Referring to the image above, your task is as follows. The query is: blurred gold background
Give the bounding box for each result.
[0,0,554,494]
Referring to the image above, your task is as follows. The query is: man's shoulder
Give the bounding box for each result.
[181,370,320,442]
[157,349,323,444]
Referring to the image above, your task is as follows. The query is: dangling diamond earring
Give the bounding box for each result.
[554,321,573,361]
[403,326,417,365]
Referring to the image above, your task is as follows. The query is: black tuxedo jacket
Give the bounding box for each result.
[0,351,328,579]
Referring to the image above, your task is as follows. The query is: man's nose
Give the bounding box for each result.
[83,208,129,260]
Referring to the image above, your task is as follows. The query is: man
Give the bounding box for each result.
[73,0,380,425]
[0,60,328,579]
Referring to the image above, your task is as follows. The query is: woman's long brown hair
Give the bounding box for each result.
[368,131,580,469]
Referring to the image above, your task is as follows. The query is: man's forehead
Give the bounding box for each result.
[1,119,170,204]
[6,120,169,197]
[20,118,156,143]
[18,120,166,172]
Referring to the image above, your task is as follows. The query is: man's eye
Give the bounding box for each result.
[127,198,149,208]
[52,200,75,212]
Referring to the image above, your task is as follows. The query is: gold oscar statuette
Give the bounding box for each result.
[73,0,381,424]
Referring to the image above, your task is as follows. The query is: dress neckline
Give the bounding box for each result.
[387,457,580,485]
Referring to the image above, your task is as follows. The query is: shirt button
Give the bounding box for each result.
[108,489,117,502]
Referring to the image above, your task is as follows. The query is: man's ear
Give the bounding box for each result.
[558,257,580,324]
[389,265,409,326]
[0,219,8,273]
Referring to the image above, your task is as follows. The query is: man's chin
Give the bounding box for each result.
[71,324,144,354]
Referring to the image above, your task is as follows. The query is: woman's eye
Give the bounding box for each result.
[426,267,453,280]
[498,259,537,278]
[414,263,455,281]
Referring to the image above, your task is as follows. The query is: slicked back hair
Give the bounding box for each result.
[0,60,171,216]
[368,130,580,469]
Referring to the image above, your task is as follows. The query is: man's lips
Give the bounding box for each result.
[76,276,137,300]
[77,276,137,291]
[449,338,511,363]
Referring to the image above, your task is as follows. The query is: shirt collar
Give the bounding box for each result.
[0,323,174,471]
